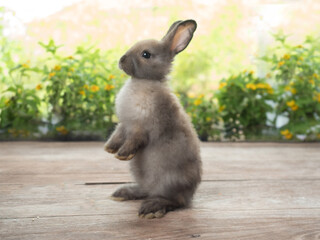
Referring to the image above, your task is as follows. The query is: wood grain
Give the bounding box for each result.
[0,142,319,240]
[1,142,319,184]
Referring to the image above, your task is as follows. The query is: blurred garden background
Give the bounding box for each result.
[0,0,319,141]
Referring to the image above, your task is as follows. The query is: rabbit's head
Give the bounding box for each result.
[119,20,197,80]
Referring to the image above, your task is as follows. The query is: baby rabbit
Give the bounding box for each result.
[104,19,202,219]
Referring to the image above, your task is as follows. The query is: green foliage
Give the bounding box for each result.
[0,84,41,138]
[216,71,275,139]
[1,39,127,139]
[0,33,319,142]
[262,34,320,140]
[179,93,220,141]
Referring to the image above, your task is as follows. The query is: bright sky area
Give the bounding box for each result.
[0,0,82,22]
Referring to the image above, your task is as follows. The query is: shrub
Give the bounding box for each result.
[262,34,320,140]
[0,84,41,138]
[179,92,221,141]
[1,35,319,142]
[0,40,127,140]
[215,71,275,140]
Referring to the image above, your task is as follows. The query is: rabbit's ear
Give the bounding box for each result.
[162,20,197,55]
[162,20,182,39]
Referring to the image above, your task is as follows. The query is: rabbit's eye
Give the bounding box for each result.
[142,51,151,59]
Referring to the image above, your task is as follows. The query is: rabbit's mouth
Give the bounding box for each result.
[119,55,135,77]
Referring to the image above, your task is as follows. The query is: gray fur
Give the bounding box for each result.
[104,19,201,219]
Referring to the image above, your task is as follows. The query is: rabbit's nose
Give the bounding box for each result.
[120,55,127,63]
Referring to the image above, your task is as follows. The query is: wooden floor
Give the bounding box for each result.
[0,142,319,240]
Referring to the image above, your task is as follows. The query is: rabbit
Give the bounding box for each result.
[104,19,202,219]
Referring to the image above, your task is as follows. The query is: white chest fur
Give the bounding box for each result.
[115,79,160,124]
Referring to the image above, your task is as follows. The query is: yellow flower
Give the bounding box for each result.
[277,61,285,68]
[280,129,293,139]
[291,105,299,111]
[312,73,319,79]
[296,45,303,48]
[104,84,115,91]
[255,83,263,89]
[283,54,291,60]
[83,84,89,89]
[35,84,42,90]
[290,88,297,95]
[54,65,61,71]
[4,99,10,106]
[22,63,30,68]
[194,99,202,106]
[69,67,75,72]
[67,56,73,59]
[286,100,296,107]
[246,83,256,90]
[298,56,304,61]
[285,85,291,91]
[79,90,85,96]
[309,79,315,85]
[206,117,212,122]
[90,85,100,92]
[286,100,298,111]
[198,94,205,98]
[280,129,289,135]
[266,73,271,78]
[249,70,254,75]
[219,105,226,112]
[219,82,227,89]
[284,132,293,139]
[255,82,272,91]
[256,83,269,89]
[297,61,301,65]
[49,72,56,78]
[108,74,116,80]
[56,126,68,135]
[315,93,320,103]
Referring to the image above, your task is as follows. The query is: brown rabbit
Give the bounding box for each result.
[104,20,201,219]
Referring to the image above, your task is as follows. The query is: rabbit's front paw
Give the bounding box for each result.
[114,145,136,160]
[115,152,135,161]
[104,145,118,154]
[104,141,122,154]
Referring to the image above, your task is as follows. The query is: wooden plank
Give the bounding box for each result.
[1,142,320,240]
[1,211,320,240]
[1,142,320,185]
[1,180,320,239]
[1,181,319,219]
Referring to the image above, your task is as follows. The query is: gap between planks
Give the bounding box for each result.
[82,178,320,185]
